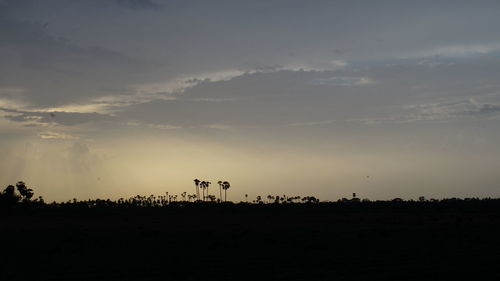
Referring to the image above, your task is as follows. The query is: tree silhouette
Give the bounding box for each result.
[16,181,34,202]
[217,181,223,202]
[0,181,36,205]
[194,179,201,201]
[205,181,211,201]
[222,181,230,202]
[200,181,206,201]
[0,185,20,205]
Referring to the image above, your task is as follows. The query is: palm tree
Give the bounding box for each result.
[217,181,223,202]
[222,181,230,202]
[194,179,200,200]
[200,181,207,201]
[206,181,211,201]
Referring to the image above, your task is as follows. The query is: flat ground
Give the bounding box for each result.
[1,202,499,281]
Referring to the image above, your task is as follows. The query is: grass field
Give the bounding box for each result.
[1,201,499,281]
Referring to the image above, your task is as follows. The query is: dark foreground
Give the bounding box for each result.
[1,201,499,281]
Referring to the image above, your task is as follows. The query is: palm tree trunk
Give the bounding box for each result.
[219,186,222,202]
[225,189,227,202]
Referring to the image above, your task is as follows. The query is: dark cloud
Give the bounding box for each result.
[2,0,500,111]
[0,16,155,107]
[117,58,500,129]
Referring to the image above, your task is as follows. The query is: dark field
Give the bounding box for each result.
[1,201,500,281]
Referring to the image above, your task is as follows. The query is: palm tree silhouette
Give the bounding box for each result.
[217,181,223,202]
[222,181,230,202]
[205,181,211,201]
[194,179,201,201]
[200,181,206,201]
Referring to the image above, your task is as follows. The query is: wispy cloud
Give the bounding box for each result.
[191,98,238,103]
[0,108,114,127]
[405,43,500,59]
[288,119,336,127]
[405,98,500,119]
[350,97,500,125]
[127,120,181,130]
[205,123,233,130]
[310,76,375,86]
[38,131,79,140]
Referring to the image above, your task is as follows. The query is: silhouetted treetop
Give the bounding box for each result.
[0,181,38,205]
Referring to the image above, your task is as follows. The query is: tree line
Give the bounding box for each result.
[1,180,498,208]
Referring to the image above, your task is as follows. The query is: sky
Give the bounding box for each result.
[1,0,500,202]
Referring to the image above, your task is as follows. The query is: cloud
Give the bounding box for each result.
[127,120,181,130]
[3,1,500,201]
[3,0,500,117]
[407,98,500,119]
[2,55,499,135]
[0,108,114,126]
[205,123,233,130]
[116,58,500,130]
[120,70,352,128]
[3,1,500,133]
[288,120,336,127]
[0,15,153,107]
[310,76,375,86]
[0,87,25,96]
[38,131,79,140]
[406,43,500,59]
[351,97,500,125]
